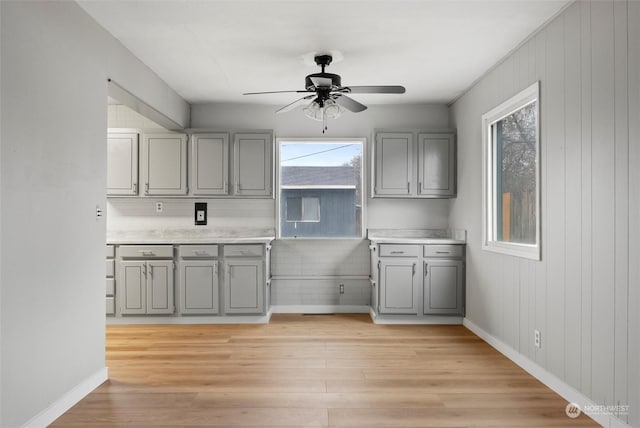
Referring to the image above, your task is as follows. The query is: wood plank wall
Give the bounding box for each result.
[450,1,639,425]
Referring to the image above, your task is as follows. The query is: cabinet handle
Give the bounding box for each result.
[390,251,404,255]
[214,262,218,276]
[145,183,149,194]
[139,250,154,256]
[194,250,208,256]
[407,182,410,194]
[418,182,422,194]
[224,181,228,193]
[133,182,137,194]
[425,263,428,276]
[435,251,451,254]
[412,263,416,276]
[236,183,240,194]
[143,265,147,276]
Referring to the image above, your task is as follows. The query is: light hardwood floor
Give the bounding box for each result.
[51,314,598,427]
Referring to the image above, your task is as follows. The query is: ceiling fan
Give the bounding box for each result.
[243,54,406,132]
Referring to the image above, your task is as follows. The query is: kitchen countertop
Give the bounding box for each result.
[107,228,276,245]
[367,228,466,244]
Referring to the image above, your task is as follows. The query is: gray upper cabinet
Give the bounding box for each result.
[417,133,455,197]
[191,133,229,196]
[142,132,188,195]
[107,131,138,196]
[374,132,413,196]
[373,131,456,198]
[233,133,272,197]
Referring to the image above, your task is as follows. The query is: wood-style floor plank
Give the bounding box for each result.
[50,314,598,427]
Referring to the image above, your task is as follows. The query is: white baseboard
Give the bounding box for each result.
[22,367,108,428]
[107,313,271,324]
[370,308,463,324]
[270,305,370,314]
[463,318,632,428]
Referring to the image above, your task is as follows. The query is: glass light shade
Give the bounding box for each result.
[303,99,343,121]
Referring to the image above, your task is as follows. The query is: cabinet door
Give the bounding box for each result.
[379,259,419,314]
[369,245,379,313]
[179,260,219,314]
[146,261,174,314]
[224,259,264,314]
[120,261,146,314]
[107,132,138,195]
[423,260,463,315]
[233,133,272,196]
[374,133,413,196]
[192,133,229,195]
[143,133,188,195]
[417,133,455,197]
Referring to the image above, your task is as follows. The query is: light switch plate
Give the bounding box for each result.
[195,202,207,225]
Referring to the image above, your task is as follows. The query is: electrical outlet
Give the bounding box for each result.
[339,284,345,294]
[155,202,163,213]
[534,329,541,348]
[194,202,207,225]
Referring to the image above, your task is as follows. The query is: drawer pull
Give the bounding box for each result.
[435,251,451,254]
[194,250,208,256]
[139,250,155,256]
[390,251,404,254]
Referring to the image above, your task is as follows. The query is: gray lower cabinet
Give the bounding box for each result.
[423,260,464,315]
[224,258,264,314]
[106,245,115,315]
[120,260,174,315]
[370,242,465,318]
[378,259,419,314]
[178,245,220,315]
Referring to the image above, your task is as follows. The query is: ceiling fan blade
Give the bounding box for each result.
[334,94,367,113]
[310,76,333,88]
[243,90,312,95]
[275,95,315,114]
[340,85,406,94]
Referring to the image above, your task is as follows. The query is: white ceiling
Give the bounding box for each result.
[80,0,570,106]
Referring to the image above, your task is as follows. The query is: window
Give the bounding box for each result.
[286,196,320,222]
[277,139,364,238]
[482,82,540,260]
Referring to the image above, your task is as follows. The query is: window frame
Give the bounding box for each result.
[276,137,366,240]
[481,81,541,260]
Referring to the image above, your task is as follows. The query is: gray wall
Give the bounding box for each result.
[0,1,188,427]
[449,1,639,425]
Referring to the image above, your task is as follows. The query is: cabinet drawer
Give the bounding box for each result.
[106,278,115,296]
[106,245,115,258]
[178,245,219,258]
[106,297,115,315]
[106,260,115,277]
[225,244,263,257]
[119,245,173,258]
[423,245,464,258]
[379,244,418,257]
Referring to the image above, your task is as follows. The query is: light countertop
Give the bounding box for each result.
[107,228,275,245]
[367,228,466,245]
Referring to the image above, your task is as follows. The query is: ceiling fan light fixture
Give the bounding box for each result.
[303,98,343,121]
